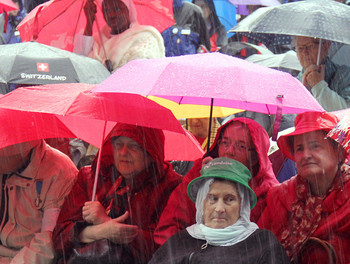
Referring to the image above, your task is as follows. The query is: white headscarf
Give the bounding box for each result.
[187,178,259,246]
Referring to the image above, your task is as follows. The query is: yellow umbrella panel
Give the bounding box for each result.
[148,96,244,119]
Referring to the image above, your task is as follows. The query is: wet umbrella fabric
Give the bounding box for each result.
[0,0,18,12]
[327,112,350,154]
[17,0,174,52]
[0,42,110,87]
[0,83,203,161]
[229,0,350,45]
[93,52,324,115]
[92,52,324,146]
[246,50,302,72]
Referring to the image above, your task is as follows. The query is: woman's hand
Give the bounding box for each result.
[82,201,110,225]
[104,212,139,244]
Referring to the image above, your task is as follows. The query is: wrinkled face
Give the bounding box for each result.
[102,0,130,34]
[188,118,211,138]
[218,123,257,169]
[293,131,339,186]
[194,0,211,19]
[112,136,152,182]
[203,180,241,229]
[295,36,329,68]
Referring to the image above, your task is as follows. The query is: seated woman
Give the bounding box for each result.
[258,111,350,264]
[149,157,290,264]
[52,123,182,264]
[75,0,165,72]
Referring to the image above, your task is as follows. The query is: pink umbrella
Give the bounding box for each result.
[93,52,323,115]
[0,0,18,12]
[17,0,174,52]
[92,52,324,142]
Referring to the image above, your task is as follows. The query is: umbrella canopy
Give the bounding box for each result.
[220,41,273,59]
[93,52,324,115]
[0,0,18,12]
[0,83,204,161]
[229,0,350,45]
[17,0,174,52]
[246,50,302,72]
[327,112,350,154]
[0,42,110,87]
[148,96,243,119]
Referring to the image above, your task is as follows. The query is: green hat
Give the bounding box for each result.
[187,157,257,209]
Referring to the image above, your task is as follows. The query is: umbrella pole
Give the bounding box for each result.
[207,98,214,153]
[95,17,113,73]
[91,120,107,201]
[317,39,322,66]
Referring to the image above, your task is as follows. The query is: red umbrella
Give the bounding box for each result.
[0,83,204,160]
[0,0,18,12]
[17,0,174,52]
[0,83,203,200]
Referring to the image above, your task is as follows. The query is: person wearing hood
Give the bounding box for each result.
[258,111,350,264]
[52,124,182,264]
[74,0,165,72]
[0,0,26,44]
[0,140,78,263]
[154,117,278,245]
[149,158,290,264]
[172,0,211,52]
[192,0,227,51]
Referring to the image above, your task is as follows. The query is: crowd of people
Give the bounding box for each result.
[1,0,350,263]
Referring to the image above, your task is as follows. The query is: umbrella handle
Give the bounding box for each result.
[94,16,113,73]
[317,39,322,66]
[91,120,107,201]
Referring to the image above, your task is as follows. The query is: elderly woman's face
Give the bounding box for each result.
[203,180,241,229]
[112,136,152,182]
[293,131,339,190]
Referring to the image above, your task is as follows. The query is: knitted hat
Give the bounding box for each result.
[277,111,339,161]
[187,157,257,209]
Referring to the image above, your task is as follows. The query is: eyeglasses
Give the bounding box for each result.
[218,139,256,153]
[111,139,143,152]
[293,43,319,53]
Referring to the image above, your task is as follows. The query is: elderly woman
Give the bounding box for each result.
[258,111,350,264]
[52,123,182,264]
[149,157,290,264]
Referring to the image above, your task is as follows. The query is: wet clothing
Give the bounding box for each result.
[0,0,26,44]
[75,23,165,72]
[173,1,211,51]
[258,164,350,264]
[154,118,278,245]
[0,140,78,263]
[297,57,350,111]
[53,124,182,263]
[149,229,290,264]
[192,0,227,51]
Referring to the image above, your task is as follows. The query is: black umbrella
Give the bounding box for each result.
[0,42,110,92]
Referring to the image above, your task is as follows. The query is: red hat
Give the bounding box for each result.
[277,111,339,161]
